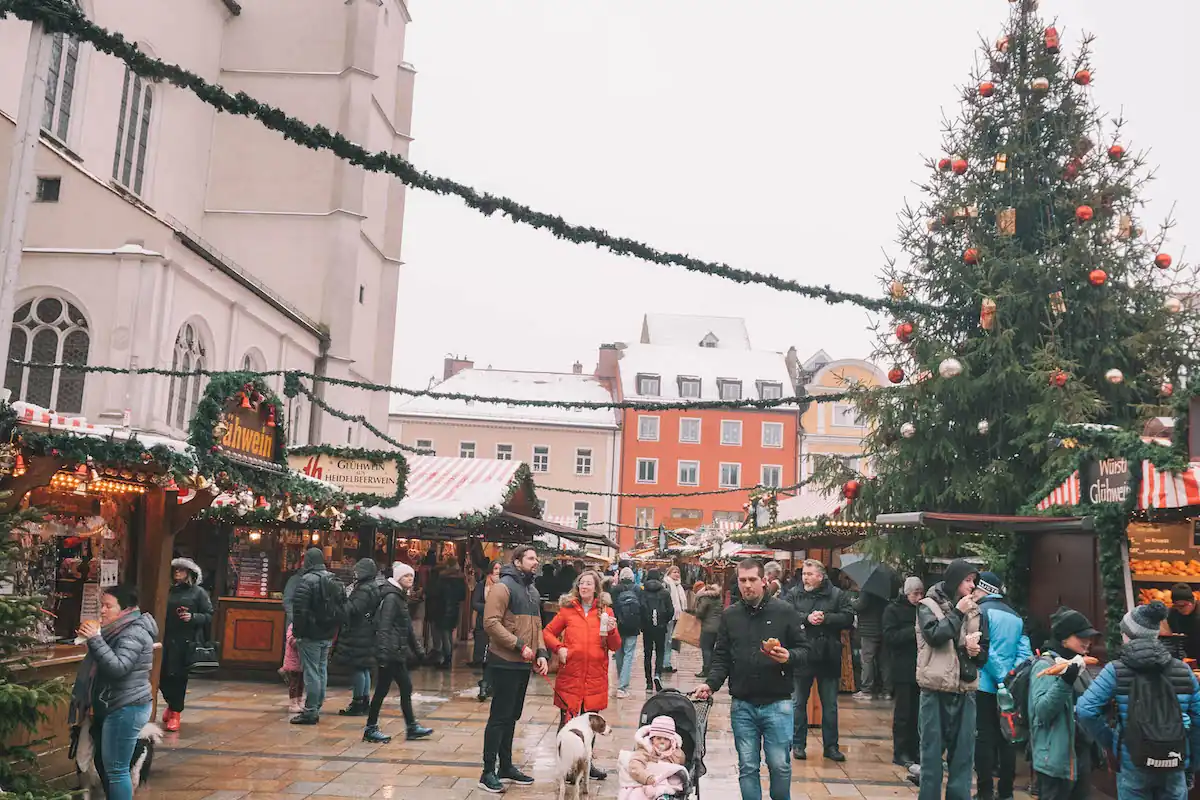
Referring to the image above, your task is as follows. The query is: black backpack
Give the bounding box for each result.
[614,587,643,635]
[1122,667,1187,771]
[999,654,1039,746]
[313,572,347,631]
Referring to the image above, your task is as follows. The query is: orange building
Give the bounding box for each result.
[597,315,800,551]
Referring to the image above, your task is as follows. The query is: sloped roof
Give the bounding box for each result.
[775,488,843,521]
[641,314,752,350]
[617,343,795,403]
[365,456,529,525]
[390,369,618,429]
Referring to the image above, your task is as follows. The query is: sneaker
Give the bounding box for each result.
[616,689,629,699]
[792,747,806,761]
[287,700,304,714]
[289,711,319,725]
[338,697,368,716]
[851,691,873,701]
[824,747,846,762]
[407,722,433,740]
[589,764,607,780]
[362,725,391,744]
[477,771,506,794]
[497,766,534,786]
[694,671,709,678]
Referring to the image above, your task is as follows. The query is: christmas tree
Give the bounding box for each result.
[0,497,71,799]
[818,1,1200,562]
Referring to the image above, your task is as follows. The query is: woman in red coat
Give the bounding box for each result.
[544,568,621,780]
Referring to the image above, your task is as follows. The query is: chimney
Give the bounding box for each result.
[596,344,621,380]
[572,361,583,375]
[443,356,473,380]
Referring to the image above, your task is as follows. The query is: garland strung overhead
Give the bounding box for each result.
[283,376,430,455]
[537,476,816,499]
[0,0,941,318]
[9,360,852,412]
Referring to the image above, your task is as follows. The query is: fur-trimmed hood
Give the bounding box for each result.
[634,723,682,755]
[171,557,202,584]
[557,591,613,609]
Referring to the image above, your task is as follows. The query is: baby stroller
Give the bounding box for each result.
[619,687,712,799]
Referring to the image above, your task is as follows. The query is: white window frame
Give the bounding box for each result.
[165,321,207,433]
[831,403,865,428]
[679,417,701,444]
[678,460,700,486]
[572,501,590,527]
[719,462,742,488]
[636,458,659,484]
[3,295,90,414]
[757,381,784,400]
[112,65,154,196]
[760,464,783,488]
[575,447,593,476]
[637,415,660,442]
[636,374,661,397]
[720,419,743,446]
[761,421,784,448]
[677,376,702,398]
[415,438,434,453]
[459,441,476,459]
[635,507,656,530]
[717,379,743,401]
[41,26,81,143]
[495,443,513,461]
[532,445,550,473]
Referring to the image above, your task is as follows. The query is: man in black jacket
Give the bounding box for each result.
[695,558,807,800]
[786,559,854,762]
[882,576,924,768]
[640,569,675,690]
[290,547,343,725]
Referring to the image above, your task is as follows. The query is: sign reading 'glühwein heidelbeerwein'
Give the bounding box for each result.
[288,453,400,498]
[1083,457,1131,504]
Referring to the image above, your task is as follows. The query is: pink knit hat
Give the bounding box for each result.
[639,715,682,748]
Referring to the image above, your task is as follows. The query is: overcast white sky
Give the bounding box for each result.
[391,1,1197,389]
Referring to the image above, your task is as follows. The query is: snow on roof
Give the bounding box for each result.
[775,489,843,521]
[390,369,618,429]
[11,401,191,454]
[617,343,795,402]
[364,456,524,525]
[641,314,752,350]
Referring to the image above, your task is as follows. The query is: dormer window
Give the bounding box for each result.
[636,373,661,397]
[717,379,742,401]
[699,333,719,348]
[757,381,783,400]
[678,376,701,398]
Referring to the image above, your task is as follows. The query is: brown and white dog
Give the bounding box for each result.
[555,712,611,800]
[73,721,163,799]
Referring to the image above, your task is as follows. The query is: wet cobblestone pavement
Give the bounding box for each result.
[139,644,1038,799]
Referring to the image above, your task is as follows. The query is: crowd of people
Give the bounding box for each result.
[64,545,1200,800]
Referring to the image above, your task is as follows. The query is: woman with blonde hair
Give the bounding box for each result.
[543,569,622,780]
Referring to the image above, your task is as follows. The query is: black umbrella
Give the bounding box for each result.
[840,559,897,600]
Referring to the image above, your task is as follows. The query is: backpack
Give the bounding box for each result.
[313,572,347,631]
[998,654,1039,745]
[642,589,672,631]
[1122,667,1187,771]
[614,587,643,635]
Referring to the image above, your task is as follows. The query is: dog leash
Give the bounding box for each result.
[536,669,580,722]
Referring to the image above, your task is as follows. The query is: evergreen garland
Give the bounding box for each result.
[0,0,940,318]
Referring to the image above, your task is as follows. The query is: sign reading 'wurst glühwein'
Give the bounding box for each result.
[1083,457,1132,504]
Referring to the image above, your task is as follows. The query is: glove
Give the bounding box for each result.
[1061,662,1081,685]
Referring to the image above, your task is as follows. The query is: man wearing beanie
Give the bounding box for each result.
[1168,583,1200,661]
[363,562,433,744]
[915,558,989,800]
[1078,601,1200,798]
[1029,606,1100,800]
[974,571,1032,800]
[882,576,925,769]
[609,566,642,698]
[289,547,345,725]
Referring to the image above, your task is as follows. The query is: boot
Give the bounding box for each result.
[406,721,433,740]
[362,725,391,744]
[164,710,181,732]
[338,696,368,716]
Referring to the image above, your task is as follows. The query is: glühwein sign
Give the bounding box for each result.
[289,453,400,498]
[1083,457,1131,504]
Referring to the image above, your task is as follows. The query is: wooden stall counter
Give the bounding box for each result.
[217,596,285,672]
[5,644,88,786]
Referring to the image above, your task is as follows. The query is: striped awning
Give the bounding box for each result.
[1138,461,1200,510]
[366,456,527,525]
[1036,471,1081,510]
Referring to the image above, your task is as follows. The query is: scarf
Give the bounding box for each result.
[69,608,143,726]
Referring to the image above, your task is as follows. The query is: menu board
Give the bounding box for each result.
[80,582,101,622]
[1128,521,1200,580]
[233,551,271,598]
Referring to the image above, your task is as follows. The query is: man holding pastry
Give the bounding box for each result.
[694,558,808,800]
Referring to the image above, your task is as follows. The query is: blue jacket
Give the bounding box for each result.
[1076,638,1200,771]
[1029,648,1093,780]
[978,595,1030,694]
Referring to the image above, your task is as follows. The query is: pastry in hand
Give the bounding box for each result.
[762,637,781,652]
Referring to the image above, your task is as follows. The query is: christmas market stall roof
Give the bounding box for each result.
[1037,461,1200,511]
[875,511,1095,534]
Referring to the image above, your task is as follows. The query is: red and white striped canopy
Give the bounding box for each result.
[1036,471,1080,510]
[1138,460,1200,510]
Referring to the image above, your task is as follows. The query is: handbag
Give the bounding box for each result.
[188,622,220,674]
[671,612,702,648]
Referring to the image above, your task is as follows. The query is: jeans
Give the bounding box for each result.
[482,666,531,772]
[918,689,976,800]
[643,630,667,685]
[95,702,152,800]
[731,698,793,800]
[663,620,677,668]
[367,660,415,726]
[473,625,489,663]
[859,636,888,695]
[297,638,333,714]
[615,634,638,690]
[975,691,1015,799]
[351,666,372,699]
[792,672,840,750]
[1038,771,1091,800]
[159,669,190,713]
[1115,768,1187,800]
[700,631,717,675]
[892,682,920,762]
[433,625,454,662]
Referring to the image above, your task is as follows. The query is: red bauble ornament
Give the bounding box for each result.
[979,82,995,98]
[1044,26,1060,53]
[1075,205,1094,222]
[1050,370,1069,388]
[1064,158,1082,181]
[888,367,905,384]
[1088,269,1107,286]
[951,158,969,175]
[1074,69,1092,86]
[937,157,952,172]
[50,448,60,457]
[210,445,221,453]
[1161,381,1175,397]
[1155,253,1173,269]
[895,322,914,343]
[963,248,980,265]
[842,479,862,500]
[1108,144,1125,161]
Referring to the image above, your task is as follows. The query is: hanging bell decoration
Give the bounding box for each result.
[238,392,251,410]
[266,405,276,428]
[14,452,26,474]
[255,495,269,509]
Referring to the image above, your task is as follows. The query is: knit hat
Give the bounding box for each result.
[392,562,415,582]
[1171,583,1194,603]
[619,567,635,582]
[638,715,682,749]
[902,576,925,595]
[1050,605,1099,641]
[1121,600,1169,640]
[977,571,1003,597]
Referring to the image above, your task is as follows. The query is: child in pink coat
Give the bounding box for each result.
[619,715,689,800]
[280,623,304,713]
